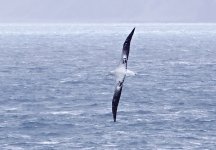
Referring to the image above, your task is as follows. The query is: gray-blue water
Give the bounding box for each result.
[0,24,216,149]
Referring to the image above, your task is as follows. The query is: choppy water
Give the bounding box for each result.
[0,23,216,149]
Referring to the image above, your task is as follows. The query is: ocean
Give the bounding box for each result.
[0,23,216,149]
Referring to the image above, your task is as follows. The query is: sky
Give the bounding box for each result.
[0,0,216,23]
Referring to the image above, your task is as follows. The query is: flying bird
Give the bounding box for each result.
[112,28,135,122]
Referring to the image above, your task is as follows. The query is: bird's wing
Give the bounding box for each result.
[112,79,124,122]
[120,27,135,68]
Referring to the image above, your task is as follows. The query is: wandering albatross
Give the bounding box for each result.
[112,28,135,122]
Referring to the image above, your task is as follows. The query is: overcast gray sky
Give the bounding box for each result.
[0,0,216,23]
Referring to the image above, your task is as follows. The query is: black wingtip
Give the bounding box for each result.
[112,114,116,122]
[125,27,135,43]
[130,27,135,36]
[112,108,117,122]
[132,27,135,34]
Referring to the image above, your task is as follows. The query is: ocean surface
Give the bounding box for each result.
[0,23,216,149]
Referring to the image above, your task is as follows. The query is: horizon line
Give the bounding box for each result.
[1,22,216,25]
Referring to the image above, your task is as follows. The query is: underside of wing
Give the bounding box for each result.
[121,28,135,68]
[112,81,124,122]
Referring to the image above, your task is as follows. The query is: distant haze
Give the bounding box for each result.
[0,0,216,23]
